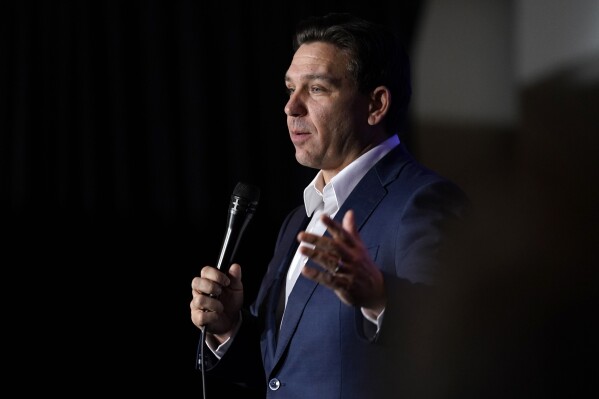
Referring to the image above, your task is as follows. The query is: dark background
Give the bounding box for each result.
[1,0,424,395]
[4,1,598,397]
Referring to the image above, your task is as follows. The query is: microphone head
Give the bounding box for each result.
[230,182,260,216]
[232,181,260,204]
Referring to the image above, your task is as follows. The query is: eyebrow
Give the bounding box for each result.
[284,74,342,86]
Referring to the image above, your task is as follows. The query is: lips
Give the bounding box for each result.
[290,129,309,135]
[290,129,311,144]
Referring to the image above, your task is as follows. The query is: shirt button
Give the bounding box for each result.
[268,378,281,391]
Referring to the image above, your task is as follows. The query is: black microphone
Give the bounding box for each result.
[216,181,261,273]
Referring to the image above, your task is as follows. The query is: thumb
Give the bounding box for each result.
[342,209,357,235]
[227,263,243,290]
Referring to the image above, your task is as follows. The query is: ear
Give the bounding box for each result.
[367,86,390,126]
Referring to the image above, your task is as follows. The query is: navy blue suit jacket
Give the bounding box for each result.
[202,143,469,398]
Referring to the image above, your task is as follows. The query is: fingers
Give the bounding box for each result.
[302,210,355,245]
[340,209,358,237]
[191,284,225,313]
[190,264,245,334]
[190,268,230,329]
[190,297,226,332]
[321,209,355,242]
[301,262,353,306]
[226,263,244,292]
[199,265,231,287]
[191,264,242,311]
[297,209,385,310]
[193,264,243,293]
[297,210,359,277]
[333,258,344,274]
[192,268,226,299]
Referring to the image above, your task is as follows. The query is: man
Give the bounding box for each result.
[190,12,469,398]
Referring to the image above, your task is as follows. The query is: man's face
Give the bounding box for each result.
[284,42,371,179]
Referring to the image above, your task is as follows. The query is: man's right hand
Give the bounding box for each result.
[190,263,244,343]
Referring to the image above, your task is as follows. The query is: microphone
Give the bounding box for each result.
[216,181,261,273]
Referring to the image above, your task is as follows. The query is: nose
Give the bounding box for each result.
[284,92,306,117]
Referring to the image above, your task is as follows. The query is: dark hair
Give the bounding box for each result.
[293,13,412,136]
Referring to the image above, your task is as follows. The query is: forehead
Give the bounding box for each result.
[286,42,349,82]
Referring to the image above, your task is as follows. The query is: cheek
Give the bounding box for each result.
[312,100,345,128]
[308,100,353,146]
[308,107,331,136]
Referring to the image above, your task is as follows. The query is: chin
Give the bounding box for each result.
[295,154,315,169]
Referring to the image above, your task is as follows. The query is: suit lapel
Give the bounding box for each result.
[263,211,309,364]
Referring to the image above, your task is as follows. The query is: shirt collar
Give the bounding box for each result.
[303,135,400,217]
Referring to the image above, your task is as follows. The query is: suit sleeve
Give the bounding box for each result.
[377,178,470,346]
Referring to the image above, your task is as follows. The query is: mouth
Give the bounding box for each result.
[290,130,311,144]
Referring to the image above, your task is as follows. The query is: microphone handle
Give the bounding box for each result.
[216,208,252,272]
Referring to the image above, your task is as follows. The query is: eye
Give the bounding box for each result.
[310,86,323,93]
[285,87,295,96]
